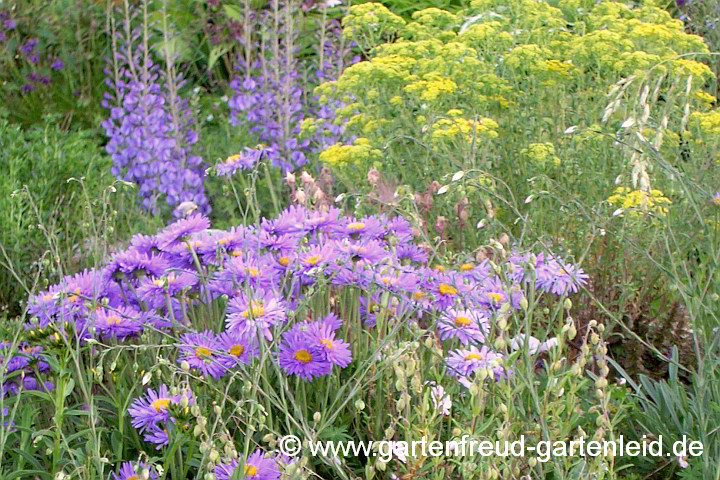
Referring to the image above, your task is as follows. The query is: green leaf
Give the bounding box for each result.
[64,378,75,399]
[208,44,231,72]
[223,4,244,22]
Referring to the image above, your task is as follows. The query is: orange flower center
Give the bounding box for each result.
[438,283,457,295]
[434,265,445,272]
[195,346,212,357]
[231,249,242,257]
[488,292,505,304]
[455,316,471,327]
[278,256,290,266]
[295,349,312,363]
[244,464,258,476]
[242,304,265,318]
[320,338,333,349]
[413,291,426,300]
[460,263,474,271]
[465,352,486,361]
[151,398,171,412]
[229,344,245,356]
[107,315,123,325]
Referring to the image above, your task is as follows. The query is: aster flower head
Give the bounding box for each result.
[436,308,490,345]
[445,345,505,379]
[276,330,332,380]
[112,461,157,480]
[215,449,280,480]
[177,330,228,379]
[226,289,287,341]
[217,330,257,366]
[307,320,352,367]
[535,258,589,295]
[127,384,175,433]
[216,147,266,176]
[156,213,211,250]
[713,192,720,206]
[94,306,145,340]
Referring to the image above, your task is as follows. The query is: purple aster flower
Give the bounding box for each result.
[226,289,287,341]
[445,345,504,378]
[307,320,352,367]
[19,38,36,55]
[396,244,428,264]
[331,216,387,240]
[426,272,471,310]
[4,19,16,29]
[94,307,144,340]
[21,83,35,94]
[156,214,211,250]
[51,59,65,70]
[215,449,280,480]
[332,239,388,264]
[136,271,199,309]
[436,308,490,345]
[712,192,720,205]
[127,385,176,433]
[216,330,257,366]
[176,330,228,379]
[215,147,265,176]
[535,259,589,295]
[112,461,157,480]
[276,330,332,380]
[143,425,170,449]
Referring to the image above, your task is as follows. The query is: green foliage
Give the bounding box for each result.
[0,116,162,315]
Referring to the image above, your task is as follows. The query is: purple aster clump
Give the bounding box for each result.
[102,9,209,218]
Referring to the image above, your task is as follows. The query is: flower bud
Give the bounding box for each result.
[355,399,366,411]
[313,411,322,423]
[564,298,572,310]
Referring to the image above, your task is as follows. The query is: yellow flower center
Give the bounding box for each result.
[184,241,201,250]
[278,256,290,266]
[231,249,242,257]
[295,349,312,363]
[305,255,320,265]
[347,222,365,230]
[460,263,474,271]
[434,265,445,272]
[714,196,720,206]
[244,464,258,476]
[153,278,164,287]
[438,283,457,295]
[413,291,426,300]
[195,346,212,357]
[151,398,171,412]
[455,316,471,327]
[107,315,123,325]
[127,476,138,480]
[320,338,333,349]
[69,287,82,303]
[242,304,265,318]
[43,294,53,300]
[488,292,505,304]
[226,154,242,164]
[382,277,392,284]
[246,267,259,277]
[465,352,486,361]
[218,238,230,245]
[229,344,245,356]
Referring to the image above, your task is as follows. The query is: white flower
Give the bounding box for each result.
[425,382,452,415]
[510,334,558,354]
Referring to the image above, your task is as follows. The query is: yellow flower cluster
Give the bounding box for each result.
[404,75,458,102]
[341,3,406,42]
[608,187,672,216]
[318,140,383,167]
[690,111,720,135]
[522,142,562,167]
[431,115,499,147]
